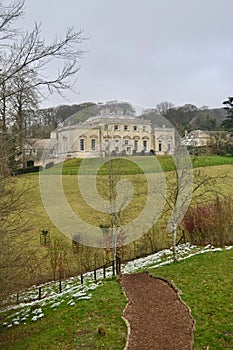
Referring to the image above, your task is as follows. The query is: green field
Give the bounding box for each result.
[42,154,233,175]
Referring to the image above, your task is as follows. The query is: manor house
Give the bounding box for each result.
[56,113,175,158]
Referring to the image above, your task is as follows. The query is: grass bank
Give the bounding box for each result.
[150,249,233,349]
[0,278,127,350]
[0,247,232,349]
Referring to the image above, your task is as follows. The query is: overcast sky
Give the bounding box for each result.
[24,0,233,109]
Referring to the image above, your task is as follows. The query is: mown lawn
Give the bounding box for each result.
[42,155,233,175]
[150,249,233,350]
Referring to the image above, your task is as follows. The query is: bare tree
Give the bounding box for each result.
[1,24,84,97]
[0,1,85,174]
[156,101,175,116]
[10,68,39,167]
[0,0,24,41]
[0,0,85,299]
[0,175,34,302]
[159,150,232,261]
[47,237,69,281]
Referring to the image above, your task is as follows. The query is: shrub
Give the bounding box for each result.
[45,162,54,169]
[182,196,233,246]
[15,166,43,175]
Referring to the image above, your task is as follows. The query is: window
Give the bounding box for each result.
[134,140,138,151]
[80,138,85,151]
[126,147,131,153]
[115,146,119,152]
[32,149,37,155]
[143,140,147,151]
[115,139,119,144]
[124,139,129,145]
[143,126,146,132]
[105,139,109,151]
[124,125,128,131]
[133,125,138,131]
[91,139,96,151]
[114,124,119,130]
[104,124,108,131]
[25,149,30,155]
[167,143,171,151]
[158,141,162,152]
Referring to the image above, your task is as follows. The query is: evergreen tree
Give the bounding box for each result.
[222,97,233,131]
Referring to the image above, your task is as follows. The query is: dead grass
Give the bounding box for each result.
[1,164,232,297]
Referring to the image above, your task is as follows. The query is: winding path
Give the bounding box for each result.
[120,272,195,350]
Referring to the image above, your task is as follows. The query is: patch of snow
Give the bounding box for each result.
[1,242,232,328]
[78,294,92,300]
[50,301,63,309]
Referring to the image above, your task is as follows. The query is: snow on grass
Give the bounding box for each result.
[1,243,232,329]
[122,243,232,273]
[0,279,104,329]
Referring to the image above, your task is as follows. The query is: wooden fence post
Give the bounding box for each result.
[103,265,106,279]
[116,256,121,274]
[112,260,115,276]
[38,287,42,300]
[59,280,62,293]
[80,274,83,284]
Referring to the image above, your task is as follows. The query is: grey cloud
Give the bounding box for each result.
[24,0,233,108]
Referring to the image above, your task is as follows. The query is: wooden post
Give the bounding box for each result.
[112,260,115,276]
[59,280,62,293]
[16,293,19,304]
[80,274,83,284]
[94,269,97,280]
[103,265,106,279]
[38,287,42,300]
[182,230,186,243]
[116,256,121,274]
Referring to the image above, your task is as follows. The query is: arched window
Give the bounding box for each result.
[143,140,147,151]
[134,139,138,151]
[80,138,85,151]
[91,139,96,151]
[158,141,162,152]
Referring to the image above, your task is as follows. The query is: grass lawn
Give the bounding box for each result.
[0,279,127,350]
[150,249,233,350]
[0,248,232,349]
[7,162,232,285]
[42,155,233,175]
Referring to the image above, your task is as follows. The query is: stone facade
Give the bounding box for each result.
[182,130,227,147]
[57,115,175,158]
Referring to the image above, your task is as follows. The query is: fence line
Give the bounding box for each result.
[16,256,121,304]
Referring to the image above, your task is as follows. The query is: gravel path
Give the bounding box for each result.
[120,272,195,350]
